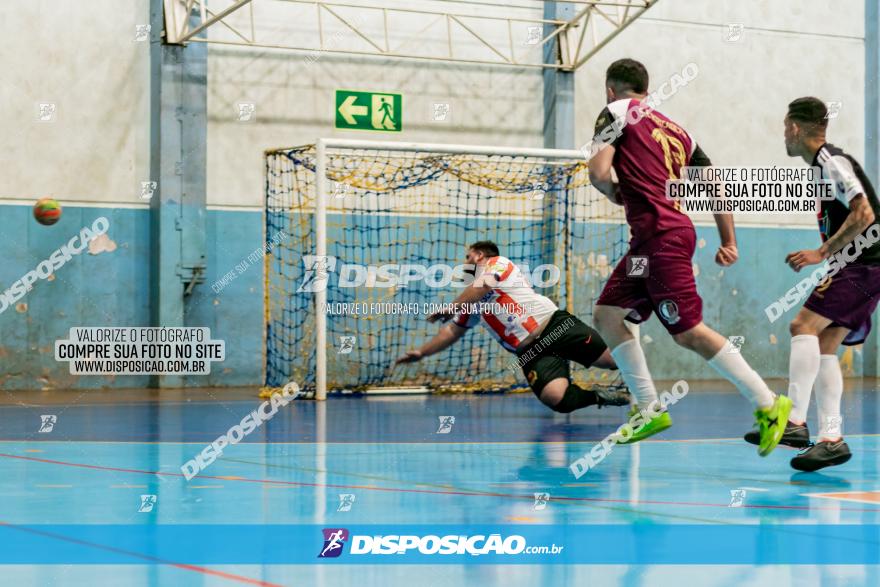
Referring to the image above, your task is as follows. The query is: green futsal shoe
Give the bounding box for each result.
[754,394,793,457]
[617,406,672,444]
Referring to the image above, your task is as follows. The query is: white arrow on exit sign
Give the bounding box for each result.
[338,95,368,125]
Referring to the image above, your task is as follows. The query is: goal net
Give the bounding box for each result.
[264,139,626,398]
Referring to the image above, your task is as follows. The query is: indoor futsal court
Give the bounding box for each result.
[2,1,880,586]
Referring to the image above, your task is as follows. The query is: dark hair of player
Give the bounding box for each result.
[468,240,500,257]
[787,97,828,135]
[606,58,649,95]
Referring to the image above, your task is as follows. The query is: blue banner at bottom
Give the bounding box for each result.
[0,524,878,565]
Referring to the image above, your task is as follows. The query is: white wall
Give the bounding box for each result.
[0,0,150,206]
[206,0,548,208]
[0,0,867,221]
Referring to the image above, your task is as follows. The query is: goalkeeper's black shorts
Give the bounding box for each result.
[514,310,608,395]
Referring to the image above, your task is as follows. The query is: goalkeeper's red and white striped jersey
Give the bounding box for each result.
[452,256,557,352]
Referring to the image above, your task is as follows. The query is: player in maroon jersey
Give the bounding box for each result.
[587,58,790,454]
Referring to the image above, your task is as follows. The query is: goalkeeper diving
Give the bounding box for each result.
[394,241,631,412]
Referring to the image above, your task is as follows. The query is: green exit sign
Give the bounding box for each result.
[335,89,402,132]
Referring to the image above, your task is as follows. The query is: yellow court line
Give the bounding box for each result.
[801,490,880,505]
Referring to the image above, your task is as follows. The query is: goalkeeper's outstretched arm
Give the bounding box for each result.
[394,323,467,364]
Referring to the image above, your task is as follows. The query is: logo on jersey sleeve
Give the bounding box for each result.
[318,528,349,558]
[486,257,513,282]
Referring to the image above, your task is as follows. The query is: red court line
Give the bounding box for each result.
[3,451,879,514]
[0,521,285,587]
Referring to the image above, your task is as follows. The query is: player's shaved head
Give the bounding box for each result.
[606,59,649,96]
[786,97,828,137]
[468,240,499,257]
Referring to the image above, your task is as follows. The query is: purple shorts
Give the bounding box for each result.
[596,227,702,335]
[804,263,880,345]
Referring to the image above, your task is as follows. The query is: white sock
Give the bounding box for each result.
[707,341,774,408]
[788,334,820,424]
[610,338,658,408]
[815,354,844,441]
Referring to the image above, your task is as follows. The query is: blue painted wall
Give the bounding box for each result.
[0,205,263,390]
[0,203,854,390]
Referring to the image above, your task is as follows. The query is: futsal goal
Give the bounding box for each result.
[264,139,627,399]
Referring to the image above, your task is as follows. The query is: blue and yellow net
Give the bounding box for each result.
[265,145,627,393]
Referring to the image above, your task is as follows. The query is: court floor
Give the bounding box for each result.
[0,382,878,586]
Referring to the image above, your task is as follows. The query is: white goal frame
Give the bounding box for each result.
[312,138,587,400]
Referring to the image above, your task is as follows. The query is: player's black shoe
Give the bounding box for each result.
[790,440,852,472]
[744,421,810,448]
[594,383,631,408]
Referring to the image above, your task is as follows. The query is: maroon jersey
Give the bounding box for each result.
[592,99,711,244]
